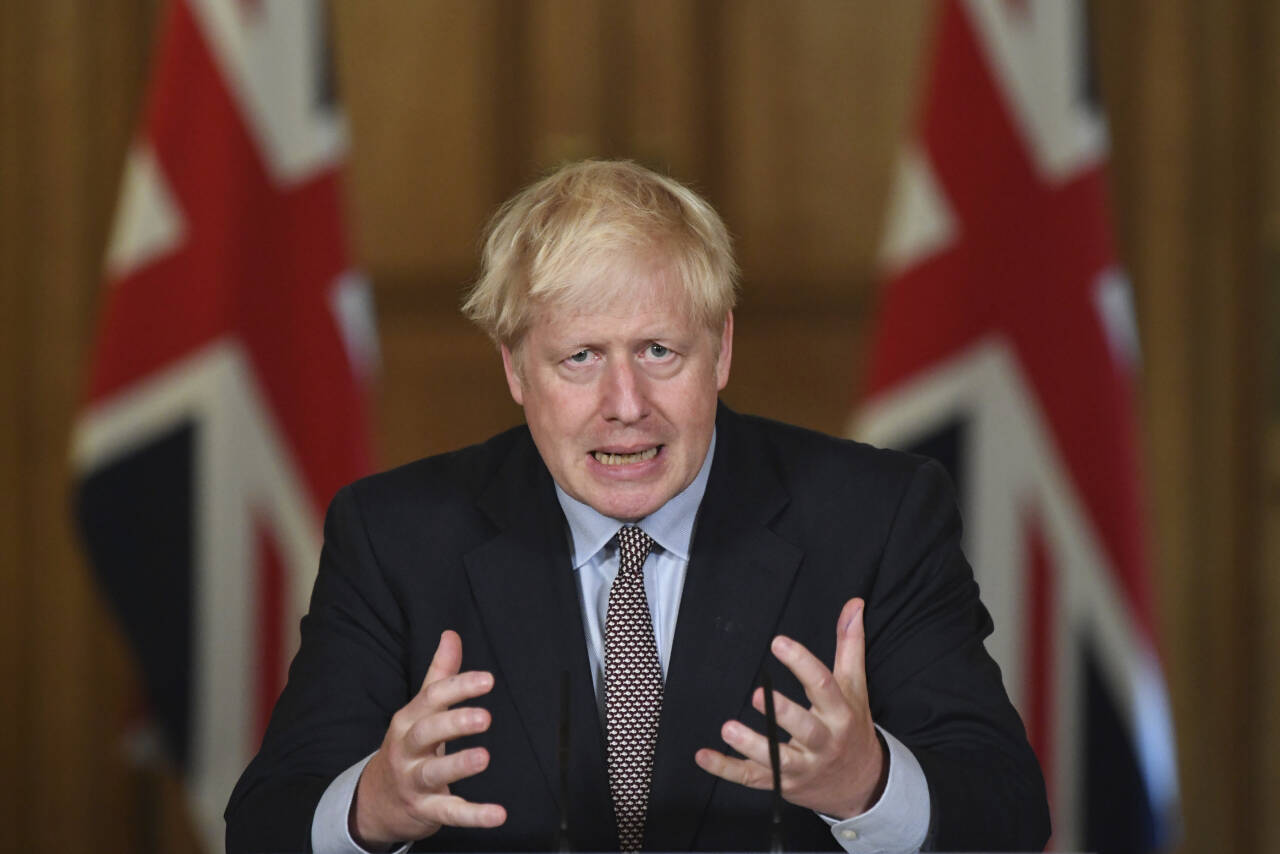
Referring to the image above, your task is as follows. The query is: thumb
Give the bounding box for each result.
[832,598,867,703]
[420,629,464,694]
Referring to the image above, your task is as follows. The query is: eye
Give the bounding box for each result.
[567,349,591,364]
[647,343,670,358]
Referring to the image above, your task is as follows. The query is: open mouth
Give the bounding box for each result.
[591,446,660,466]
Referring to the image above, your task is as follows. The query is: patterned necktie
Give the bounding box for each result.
[604,525,663,852]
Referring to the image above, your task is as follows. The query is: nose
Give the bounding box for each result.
[601,358,649,424]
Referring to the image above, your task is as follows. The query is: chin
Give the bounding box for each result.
[589,492,664,522]
[596,503,651,523]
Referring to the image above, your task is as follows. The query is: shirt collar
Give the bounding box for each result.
[554,430,716,568]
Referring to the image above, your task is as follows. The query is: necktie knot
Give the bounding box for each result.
[616,526,655,576]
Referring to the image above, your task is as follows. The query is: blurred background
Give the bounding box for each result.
[1,1,1278,852]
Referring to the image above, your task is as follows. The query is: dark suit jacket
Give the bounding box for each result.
[225,405,1049,852]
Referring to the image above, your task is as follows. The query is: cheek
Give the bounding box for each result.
[526,384,595,439]
[650,386,714,437]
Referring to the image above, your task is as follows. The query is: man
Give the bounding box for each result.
[226,160,1049,853]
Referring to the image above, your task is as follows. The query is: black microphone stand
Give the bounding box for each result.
[761,669,784,854]
[556,670,571,852]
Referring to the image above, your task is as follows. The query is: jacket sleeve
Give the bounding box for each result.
[865,458,1051,852]
[225,484,413,854]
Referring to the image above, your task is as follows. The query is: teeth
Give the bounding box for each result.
[593,447,659,466]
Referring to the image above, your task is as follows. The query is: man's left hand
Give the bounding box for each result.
[694,597,888,819]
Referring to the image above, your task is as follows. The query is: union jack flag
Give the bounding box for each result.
[854,2,1180,851]
[71,1,376,850]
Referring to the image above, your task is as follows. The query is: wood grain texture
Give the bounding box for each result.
[1262,4,1280,848]
[718,0,929,303]
[1,2,1276,852]
[1094,0,1272,850]
[0,6,30,850]
[331,0,509,279]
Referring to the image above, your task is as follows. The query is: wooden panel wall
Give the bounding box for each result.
[332,0,930,467]
[1093,2,1276,851]
[0,2,162,852]
[1259,0,1280,848]
[0,1,1276,852]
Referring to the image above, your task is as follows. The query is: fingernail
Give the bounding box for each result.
[840,604,862,635]
[772,635,792,653]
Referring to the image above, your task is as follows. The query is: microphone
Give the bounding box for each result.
[556,669,571,852]
[761,668,784,854]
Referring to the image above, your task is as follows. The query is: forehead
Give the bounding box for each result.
[528,263,699,342]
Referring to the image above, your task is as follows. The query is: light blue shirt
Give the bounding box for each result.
[313,431,930,854]
[553,430,714,711]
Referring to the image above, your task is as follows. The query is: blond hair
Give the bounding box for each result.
[463,160,738,347]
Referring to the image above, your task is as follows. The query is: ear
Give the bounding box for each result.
[714,311,733,391]
[500,344,525,406]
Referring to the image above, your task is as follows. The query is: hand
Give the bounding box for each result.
[351,630,507,848]
[694,598,887,819]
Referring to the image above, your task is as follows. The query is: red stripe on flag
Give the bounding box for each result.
[1025,517,1054,790]
[860,1,1180,844]
[865,0,1155,639]
[255,524,286,743]
[86,0,372,518]
[76,1,376,847]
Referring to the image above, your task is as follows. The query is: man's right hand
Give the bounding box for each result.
[351,630,508,849]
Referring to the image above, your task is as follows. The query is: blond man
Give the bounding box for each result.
[227,161,1048,854]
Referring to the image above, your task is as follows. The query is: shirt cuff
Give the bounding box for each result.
[821,726,930,854]
[312,752,412,854]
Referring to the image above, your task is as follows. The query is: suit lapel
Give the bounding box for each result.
[462,410,799,852]
[463,439,617,851]
[646,408,801,851]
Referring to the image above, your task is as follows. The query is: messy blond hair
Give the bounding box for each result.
[462,159,738,347]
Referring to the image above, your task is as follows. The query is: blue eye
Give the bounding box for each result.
[568,350,591,363]
[648,343,670,358]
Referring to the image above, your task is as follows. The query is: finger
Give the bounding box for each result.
[694,748,774,790]
[718,719,789,771]
[751,687,830,750]
[422,630,464,690]
[418,746,492,789]
[770,634,846,717]
[405,705,492,754]
[832,598,867,703]
[416,793,507,829]
[413,670,495,715]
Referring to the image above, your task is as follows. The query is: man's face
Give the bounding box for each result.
[501,266,732,521]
